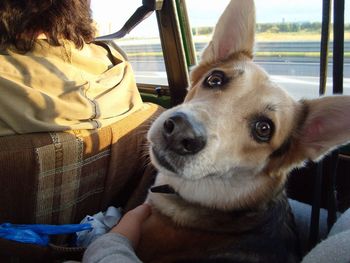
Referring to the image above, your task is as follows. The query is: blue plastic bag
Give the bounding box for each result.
[0,223,92,246]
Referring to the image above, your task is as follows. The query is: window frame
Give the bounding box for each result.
[154,0,190,105]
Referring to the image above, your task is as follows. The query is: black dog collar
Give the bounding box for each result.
[150,184,177,194]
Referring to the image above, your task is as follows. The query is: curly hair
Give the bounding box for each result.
[0,0,96,53]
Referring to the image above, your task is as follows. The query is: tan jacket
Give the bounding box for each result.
[0,40,143,136]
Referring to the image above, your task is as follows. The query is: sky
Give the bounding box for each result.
[91,0,350,37]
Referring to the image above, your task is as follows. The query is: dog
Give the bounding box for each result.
[136,0,350,262]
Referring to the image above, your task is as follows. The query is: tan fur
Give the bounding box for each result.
[138,0,350,262]
[147,58,300,211]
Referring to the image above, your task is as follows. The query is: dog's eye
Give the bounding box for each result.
[203,70,228,88]
[251,118,274,143]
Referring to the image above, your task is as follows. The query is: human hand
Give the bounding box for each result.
[110,204,151,248]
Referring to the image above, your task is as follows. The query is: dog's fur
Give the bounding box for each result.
[136,1,350,262]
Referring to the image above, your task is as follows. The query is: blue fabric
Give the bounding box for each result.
[0,223,92,246]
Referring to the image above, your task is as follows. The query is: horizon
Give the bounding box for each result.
[91,0,350,37]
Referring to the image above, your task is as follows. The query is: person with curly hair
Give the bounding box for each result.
[0,0,143,135]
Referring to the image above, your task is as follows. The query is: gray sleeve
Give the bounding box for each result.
[82,233,142,263]
[302,208,350,263]
[328,208,350,237]
[301,229,350,263]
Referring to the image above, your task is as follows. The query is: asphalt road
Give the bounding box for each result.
[129,55,350,78]
[121,41,350,54]
[120,41,350,99]
[135,73,350,100]
[123,41,350,77]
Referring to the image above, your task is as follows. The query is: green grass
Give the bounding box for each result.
[128,51,350,58]
[255,52,350,57]
[128,52,163,57]
[194,31,350,42]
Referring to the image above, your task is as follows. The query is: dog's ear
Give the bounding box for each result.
[294,96,350,161]
[200,0,255,64]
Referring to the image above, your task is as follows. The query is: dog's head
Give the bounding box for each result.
[148,0,350,211]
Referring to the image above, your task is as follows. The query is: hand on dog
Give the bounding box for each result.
[110,204,151,249]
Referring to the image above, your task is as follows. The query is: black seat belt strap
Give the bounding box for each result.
[96,0,164,40]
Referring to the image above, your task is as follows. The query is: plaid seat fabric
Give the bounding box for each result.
[0,102,163,262]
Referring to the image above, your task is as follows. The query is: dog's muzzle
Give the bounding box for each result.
[162,112,207,155]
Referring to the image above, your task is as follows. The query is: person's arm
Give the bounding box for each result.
[83,204,151,263]
[302,208,350,263]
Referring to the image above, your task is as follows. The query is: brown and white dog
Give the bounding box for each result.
[136,0,350,262]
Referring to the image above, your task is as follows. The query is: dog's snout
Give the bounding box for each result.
[162,112,206,155]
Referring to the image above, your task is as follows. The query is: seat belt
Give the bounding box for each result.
[96,0,164,40]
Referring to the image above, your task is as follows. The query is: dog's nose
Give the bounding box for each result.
[162,112,206,155]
